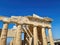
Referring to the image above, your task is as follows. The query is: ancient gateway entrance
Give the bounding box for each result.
[0,14,54,45]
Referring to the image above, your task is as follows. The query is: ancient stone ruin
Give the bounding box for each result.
[0,14,54,45]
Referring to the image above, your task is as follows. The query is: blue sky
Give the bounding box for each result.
[0,0,60,43]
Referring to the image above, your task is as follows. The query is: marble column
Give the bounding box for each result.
[48,28,54,45]
[0,22,8,45]
[29,37,32,45]
[33,26,38,45]
[0,37,1,45]
[15,25,22,45]
[42,27,48,45]
[10,40,13,45]
[13,37,16,45]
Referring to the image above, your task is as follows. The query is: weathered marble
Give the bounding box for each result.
[0,14,54,45]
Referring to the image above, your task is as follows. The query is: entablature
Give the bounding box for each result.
[0,15,52,28]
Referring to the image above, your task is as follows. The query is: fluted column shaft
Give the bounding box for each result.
[0,37,1,45]
[10,40,13,45]
[13,37,16,45]
[48,28,54,45]
[33,26,38,45]
[15,25,22,45]
[29,37,32,45]
[0,22,8,45]
[42,27,48,45]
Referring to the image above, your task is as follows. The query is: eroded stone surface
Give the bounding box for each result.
[0,14,54,45]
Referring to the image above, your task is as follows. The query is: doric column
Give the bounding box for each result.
[15,25,22,45]
[0,22,8,45]
[13,37,16,45]
[29,37,32,45]
[42,27,48,45]
[0,37,1,45]
[10,40,13,45]
[33,26,38,45]
[48,28,54,45]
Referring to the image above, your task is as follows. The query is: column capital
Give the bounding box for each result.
[3,22,9,24]
[3,18,11,23]
[48,27,52,29]
[41,26,46,28]
[42,26,52,29]
[33,26,37,27]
